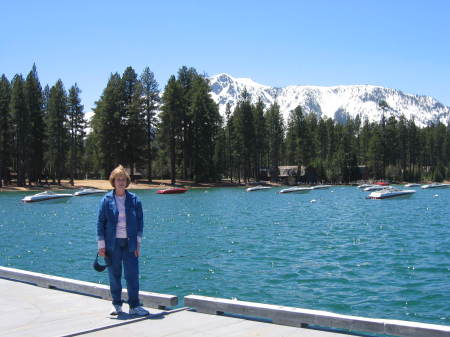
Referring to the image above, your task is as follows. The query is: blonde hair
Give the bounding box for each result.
[109,165,131,188]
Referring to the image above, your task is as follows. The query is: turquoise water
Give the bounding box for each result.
[1,186,449,326]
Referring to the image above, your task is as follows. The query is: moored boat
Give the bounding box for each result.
[374,181,389,186]
[22,191,73,203]
[421,183,450,189]
[404,183,420,187]
[73,188,107,196]
[364,185,394,192]
[246,185,272,192]
[367,187,416,199]
[279,186,312,193]
[311,185,332,190]
[156,187,188,194]
[357,184,373,189]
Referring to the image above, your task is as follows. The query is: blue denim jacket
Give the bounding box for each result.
[97,190,143,253]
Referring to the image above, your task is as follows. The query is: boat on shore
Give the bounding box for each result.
[156,187,188,194]
[421,183,450,189]
[279,186,312,194]
[246,185,272,192]
[73,188,107,196]
[367,187,416,199]
[22,191,73,203]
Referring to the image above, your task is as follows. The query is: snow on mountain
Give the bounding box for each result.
[208,73,450,127]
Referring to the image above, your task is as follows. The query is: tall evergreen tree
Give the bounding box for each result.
[265,102,284,180]
[91,73,124,175]
[253,98,266,179]
[224,103,233,181]
[0,75,11,187]
[233,89,255,182]
[67,83,86,185]
[160,75,184,184]
[46,80,68,184]
[190,76,221,182]
[10,74,29,186]
[177,66,198,179]
[140,67,159,182]
[122,66,145,180]
[24,64,45,184]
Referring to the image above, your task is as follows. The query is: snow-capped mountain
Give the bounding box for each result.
[208,73,450,127]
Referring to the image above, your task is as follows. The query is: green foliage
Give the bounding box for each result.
[45,79,68,184]
[0,75,11,186]
[160,75,184,184]
[10,74,29,186]
[67,83,86,184]
[140,67,159,182]
[91,73,124,175]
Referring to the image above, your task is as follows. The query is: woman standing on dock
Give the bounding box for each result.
[97,165,149,316]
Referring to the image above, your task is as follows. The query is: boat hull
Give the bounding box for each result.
[22,195,73,203]
[367,190,415,199]
[421,184,450,189]
[279,187,312,193]
[156,188,187,194]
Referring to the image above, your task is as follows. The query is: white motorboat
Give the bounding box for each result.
[246,185,272,192]
[363,185,394,192]
[279,186,312,193]
[367,187,416,199]
[22,191,73,203]
[421,183,450,189]
[311,185,332,190]
[404,183,420,187]
[73,188,107,196]
[357,184,374,189]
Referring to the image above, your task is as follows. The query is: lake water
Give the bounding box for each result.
[0,186,449,326]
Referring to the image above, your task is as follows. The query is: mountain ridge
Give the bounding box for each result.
[207,73,450,127]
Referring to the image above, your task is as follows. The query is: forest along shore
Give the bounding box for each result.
[0,179,257,192]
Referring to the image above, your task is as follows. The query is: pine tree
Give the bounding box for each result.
[46,80,68,184]
[91,73,124,175]
[177,66,198,179]
[10,74,29,186]
[24,64,45,184]
[253,98,266,179]
[67,83,86,185]
[160,75,184,184]
[0,75,11,187]
[190,76,221,182]
[122,66,145,181]
[265,102,284,180]
[233,89,255,182]
[225,103,233,182]
[140,67,160,182]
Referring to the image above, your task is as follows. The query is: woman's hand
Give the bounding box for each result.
[134,249,140,257]
[98,248,106,257]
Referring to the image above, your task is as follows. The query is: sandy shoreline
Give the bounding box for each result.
[0,179,252,192]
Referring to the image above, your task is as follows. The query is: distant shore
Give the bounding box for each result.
[0,179,442,192]
[0,179,260,192]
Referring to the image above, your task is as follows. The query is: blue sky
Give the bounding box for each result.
[1,0,450,114]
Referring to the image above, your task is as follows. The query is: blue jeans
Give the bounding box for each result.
[108,238,140,308]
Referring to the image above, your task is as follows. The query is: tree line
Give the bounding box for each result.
[1,64,450,187]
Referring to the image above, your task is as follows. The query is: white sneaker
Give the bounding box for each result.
[110,304,123,315]
[129,306,149,316]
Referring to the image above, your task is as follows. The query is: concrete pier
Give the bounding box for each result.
[1,266,449,337]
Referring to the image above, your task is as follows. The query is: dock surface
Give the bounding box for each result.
[0,278,349,337]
